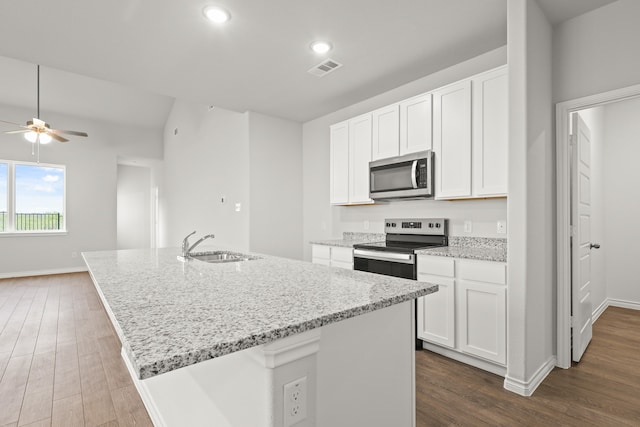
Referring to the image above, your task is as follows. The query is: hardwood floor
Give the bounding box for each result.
[0,273,151,427]
[2,273,639,427]
[416,306,640,426]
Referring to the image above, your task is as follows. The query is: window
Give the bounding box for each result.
[0,160,66,233]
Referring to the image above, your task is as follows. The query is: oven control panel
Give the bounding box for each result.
[384,218,447,235]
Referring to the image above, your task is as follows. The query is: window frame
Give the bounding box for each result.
[0,159,67,236]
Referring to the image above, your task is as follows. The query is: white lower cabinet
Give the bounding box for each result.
[417,255,507,368]
[311,245,353,270]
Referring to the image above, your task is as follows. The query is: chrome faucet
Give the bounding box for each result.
[181,231,216,258]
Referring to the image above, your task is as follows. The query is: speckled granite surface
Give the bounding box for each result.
[310,232,385,248]
[82,247,437,380]
[416,237,507,262]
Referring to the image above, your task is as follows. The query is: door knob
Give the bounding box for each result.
[590,243,601,249]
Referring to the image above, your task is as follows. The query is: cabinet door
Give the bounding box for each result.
[433,80,472,199]
[330,121,349,204]
[348,114,373,204]
[472,67,508,197]
[416,275,455,348]
[400,93,432,155]
[372,104,400,161]
[457,280,506,364]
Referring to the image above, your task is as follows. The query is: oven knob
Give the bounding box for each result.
[435,223,441,228]
[428,223,434,228]
[391,222,396,227]
[386,222,391,227]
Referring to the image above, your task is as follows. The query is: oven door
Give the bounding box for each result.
[353,249,416,280]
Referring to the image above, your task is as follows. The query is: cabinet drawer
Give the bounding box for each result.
[417,256,455,277]
[331,247,354,263]
[312,245,331,260]
[458,260,506,285]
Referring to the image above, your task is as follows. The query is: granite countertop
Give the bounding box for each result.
[415,246,507,262]
[416,237,507,262]
[310,232,385,248]
[82,247,437,380]
[311,233,507,262]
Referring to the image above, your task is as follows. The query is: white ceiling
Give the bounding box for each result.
[0,0,619,126]
[536,0,618,26]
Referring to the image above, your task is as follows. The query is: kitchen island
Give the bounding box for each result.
[83,247,437,427]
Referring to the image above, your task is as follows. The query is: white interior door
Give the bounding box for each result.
[571,113,593,362]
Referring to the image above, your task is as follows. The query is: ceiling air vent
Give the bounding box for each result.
[308,59,343,77]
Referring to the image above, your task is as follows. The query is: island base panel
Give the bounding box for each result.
[124,301,416,427]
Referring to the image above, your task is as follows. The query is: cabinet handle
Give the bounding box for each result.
[590,243,601,249]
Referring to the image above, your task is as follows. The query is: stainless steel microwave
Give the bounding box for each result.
[369,150,434,201]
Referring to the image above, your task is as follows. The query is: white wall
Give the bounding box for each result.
[0,103,163,276]
[302,46,508,262]
[248,112,303,260]
[602,97,640,305]
[117,164,151,250]
[553,0,640,103]
[161,102,303,259]
[577,107,606,314]
[505,0,555,394]
[161,101,250,252]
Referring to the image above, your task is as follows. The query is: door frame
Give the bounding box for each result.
[556,82,640,369]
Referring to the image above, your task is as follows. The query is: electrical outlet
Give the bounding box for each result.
[235,203,241,212]
[364,220,370,230]
[497,220,507,234]
[284,376,307,427]
[464,220,473,233]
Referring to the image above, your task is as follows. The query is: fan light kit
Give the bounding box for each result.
[204,6,231,23]
[311,41,332,54]
[0,64,89,162]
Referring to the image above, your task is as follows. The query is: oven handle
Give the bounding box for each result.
[353,249,415,264]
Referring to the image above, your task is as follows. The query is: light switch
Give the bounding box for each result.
[464,221,472,233]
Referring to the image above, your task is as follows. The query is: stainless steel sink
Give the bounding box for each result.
[187,251,261,263]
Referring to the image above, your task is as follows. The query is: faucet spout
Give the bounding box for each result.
[188,234,216,254]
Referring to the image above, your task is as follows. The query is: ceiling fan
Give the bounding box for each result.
[0,64,88,147]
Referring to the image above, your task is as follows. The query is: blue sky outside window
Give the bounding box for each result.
[15,164,64,214]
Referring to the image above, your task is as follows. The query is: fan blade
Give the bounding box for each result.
[5,129,31,134]
[0,119,26,127]
[50,129,88,137]
[47,132,69,143]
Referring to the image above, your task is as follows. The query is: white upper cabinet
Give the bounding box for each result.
[400,93,433,155]
[329,114,373,206]
[329,121,349,204]
[329,65,507,205]
[433,80,473,199]
[348,114,373,204]
[472,66,508,197]
[371,104,400,161]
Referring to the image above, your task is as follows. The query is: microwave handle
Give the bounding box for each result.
[411,160,418,189]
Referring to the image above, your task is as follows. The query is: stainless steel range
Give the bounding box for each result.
[354,218,448,349]
[353,218,448,280]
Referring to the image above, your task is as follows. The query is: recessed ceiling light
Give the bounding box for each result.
[311,41,332,54]
[204,6,231,24]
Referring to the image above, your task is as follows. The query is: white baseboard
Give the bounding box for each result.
[0,266,88,279]
[592,298,609,323]
[608,298,640,311]
[503,356,556,397]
